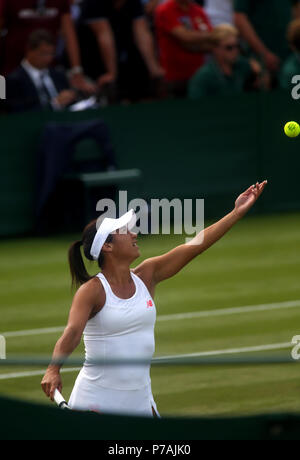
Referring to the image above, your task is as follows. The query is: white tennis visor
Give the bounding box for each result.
[90,209,136,260]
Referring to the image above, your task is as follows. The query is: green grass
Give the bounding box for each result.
[1,212,300,417]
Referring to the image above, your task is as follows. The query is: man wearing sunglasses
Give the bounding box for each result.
[188,23,262,99]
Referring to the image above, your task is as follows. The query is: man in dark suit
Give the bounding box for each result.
[7,29,77,112]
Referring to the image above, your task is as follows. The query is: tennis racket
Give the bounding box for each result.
[54,389,70,410]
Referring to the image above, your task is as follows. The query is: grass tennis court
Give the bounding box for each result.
[1,212,300,416]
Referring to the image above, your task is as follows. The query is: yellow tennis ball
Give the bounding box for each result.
[284,121,300,138]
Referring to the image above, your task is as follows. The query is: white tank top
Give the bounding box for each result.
[82,271,157,390]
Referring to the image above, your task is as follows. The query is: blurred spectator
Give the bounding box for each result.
[204,0,233,26]
[188,24,262,99]
[0,0,95,93]
[280,19,300,90]
[234,0,300,75]
[6,29,77,112]
[79,0,164,102]
[36,118,117,225]
[155,0,213,97]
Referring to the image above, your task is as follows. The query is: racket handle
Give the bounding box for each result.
[54,389,70,410]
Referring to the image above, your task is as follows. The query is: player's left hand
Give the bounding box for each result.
[234,180,268,217]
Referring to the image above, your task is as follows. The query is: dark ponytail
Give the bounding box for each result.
[68,219,114,289]
[68,240,92,289]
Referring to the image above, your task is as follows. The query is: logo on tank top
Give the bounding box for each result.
[147,300,153,308]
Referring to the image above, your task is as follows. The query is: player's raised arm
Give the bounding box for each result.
[135,181,267,286]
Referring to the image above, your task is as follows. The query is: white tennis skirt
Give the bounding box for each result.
[68,369,160,417]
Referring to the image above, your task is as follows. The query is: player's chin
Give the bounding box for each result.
[132,246,141,259]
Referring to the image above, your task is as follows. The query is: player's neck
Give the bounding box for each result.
[102,262,132,286]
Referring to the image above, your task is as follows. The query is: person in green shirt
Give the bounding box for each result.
[234,0,300,74]
[280,19,300,91]
[188,24,261,99]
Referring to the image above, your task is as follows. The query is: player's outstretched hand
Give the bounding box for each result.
[234,181,268,218]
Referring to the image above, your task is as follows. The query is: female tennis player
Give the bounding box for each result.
[41,181,267,416]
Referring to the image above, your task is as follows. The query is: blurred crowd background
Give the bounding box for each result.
[2,0,300,112]
[1,0,300,237]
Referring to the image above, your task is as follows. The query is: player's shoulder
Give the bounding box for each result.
[76,276,105,301]
[132,258,156,285]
